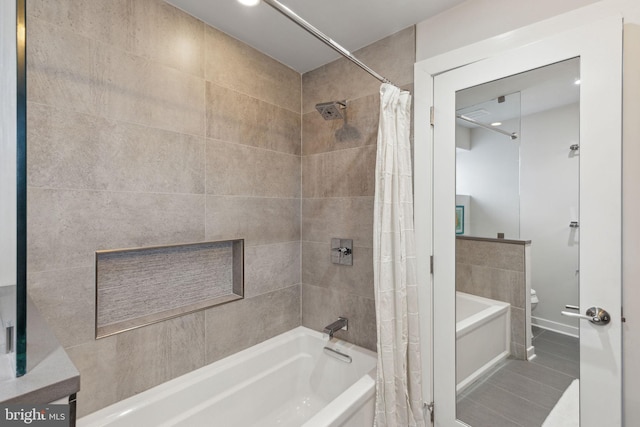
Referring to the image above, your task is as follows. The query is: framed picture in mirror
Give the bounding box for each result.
[455,206,464,234]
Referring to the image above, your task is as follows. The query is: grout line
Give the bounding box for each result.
[206,79,301,115]
[26,101,209,142]
[532,348,580,372]
[27,186,303,200]
[487,379,556,410]
[459,394,526,427]
[301,282,375,301]
[207,138,301,158]
[533,338,579,359]
[302,196,374,200]
[302,240,373,249]
[503,361,574,392]
[303,144,377,158]
[29,264,95,275]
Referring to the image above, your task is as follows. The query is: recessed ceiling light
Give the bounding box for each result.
[574,79,581,85]
[491,122,502,127]
[238,0,260,6]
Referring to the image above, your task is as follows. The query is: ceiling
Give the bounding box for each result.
[456,58,581,130]
[165,0,466,73]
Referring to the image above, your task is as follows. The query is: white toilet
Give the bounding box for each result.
[531,289,539,311]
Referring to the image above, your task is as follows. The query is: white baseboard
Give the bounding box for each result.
[527,345,536,361]
[532,316,579,338]
[456,351,509,394]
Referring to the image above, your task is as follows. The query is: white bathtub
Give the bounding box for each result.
[78,326,377,427]
[456,291,510,392]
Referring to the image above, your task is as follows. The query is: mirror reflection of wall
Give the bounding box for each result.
[520,100,580,334]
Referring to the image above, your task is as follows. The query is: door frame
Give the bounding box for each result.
[414,11,623,427]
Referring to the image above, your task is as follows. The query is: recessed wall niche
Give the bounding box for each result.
[95,240,244,338]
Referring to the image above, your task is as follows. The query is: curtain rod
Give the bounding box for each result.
[456,115,519,140]
[261,0,397,87]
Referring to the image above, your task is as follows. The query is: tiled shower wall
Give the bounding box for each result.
[25,0,301,416]
[300,28,415,351]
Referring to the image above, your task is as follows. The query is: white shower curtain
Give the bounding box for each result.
[373,83,425,427]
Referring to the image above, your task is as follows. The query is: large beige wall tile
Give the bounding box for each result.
[27,0,133,53]
[301,284,376,351]
[244,242,301,298]
[98,192,205,250]
[301,197,373,247]
[66,336,118,417]
[302,241,373,299]
[28,267,95,349]
[353,26,415,89]
[302,146,376,197]
[456,239,526,272]
[205,285,301,363]
[206,139,300,198]
[96,44,205,136]
[302,93,379,156]
[456,263,525,308]
[131,0,205,77]
[205,26,301,113]
[29,0,205,77]
[28,188,205,272]
[302,27,415,114]
[206,82,301,155]
[114,312,206,400]
[70,312,205,416]
[27,18,99,116]
[28,189,102,272]
[28,103,205,194]
[205,196,300,246]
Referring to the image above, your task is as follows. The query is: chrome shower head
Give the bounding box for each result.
[315,101,346,120]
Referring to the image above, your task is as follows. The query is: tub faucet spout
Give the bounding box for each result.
[323,317,348,338]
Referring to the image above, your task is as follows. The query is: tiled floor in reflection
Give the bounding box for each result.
[456,327,579,427]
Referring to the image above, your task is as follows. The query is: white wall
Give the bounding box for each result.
[416,0,600,61]
[416,1,640,425]
[1,0,17,288]
[456,124,520,239]
[520,103,580,334]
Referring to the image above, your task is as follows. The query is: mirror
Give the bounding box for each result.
[455,58,581,426]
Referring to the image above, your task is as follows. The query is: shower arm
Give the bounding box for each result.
[456,115,519,140]
[261,0,397,87]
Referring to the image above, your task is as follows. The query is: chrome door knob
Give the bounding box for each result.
[561,306,611,325]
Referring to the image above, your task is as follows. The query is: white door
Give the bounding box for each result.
[430,16,622,427]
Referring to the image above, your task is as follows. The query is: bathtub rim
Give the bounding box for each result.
[78,326,376,427]
[456,291,511,338]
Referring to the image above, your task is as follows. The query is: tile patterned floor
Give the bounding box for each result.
[456,327,579,427]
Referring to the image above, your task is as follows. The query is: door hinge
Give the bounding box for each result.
[430,255,434,274]
[426,402,434,423]
[430,106,435,126]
